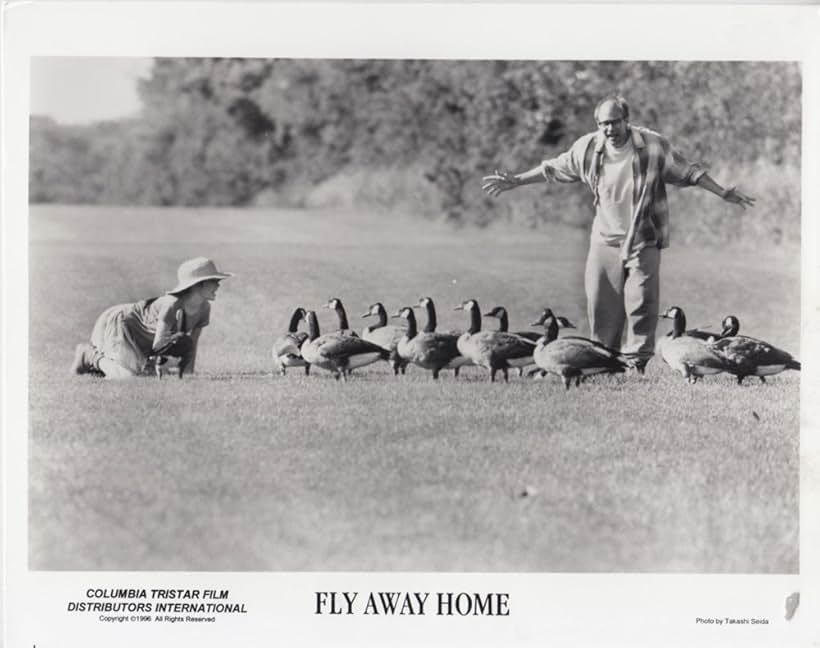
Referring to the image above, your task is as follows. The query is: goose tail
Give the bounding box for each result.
[787,359,801,371]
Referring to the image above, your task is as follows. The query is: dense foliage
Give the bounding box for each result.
[30,59,801,238]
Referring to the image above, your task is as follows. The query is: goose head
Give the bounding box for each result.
[361,301,388,321]
[720,315,740,338]
[391,306,418,338]
[287,307,307,333]
[483,306,509,332]
[454,299,482,334]
[530,307,556,327]
[660,306,686,338]
[532,310,574,345]
[416,296,436,332]
[324,297,351,330]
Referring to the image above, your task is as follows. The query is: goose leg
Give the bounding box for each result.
[304,364,311,376]
[759,376,767,384]
[562,376,571,390]
[490,369,496,383]
[736,375,745,385]
[454,367,460,378]
[575,375,582,387]
[432,368,440,380]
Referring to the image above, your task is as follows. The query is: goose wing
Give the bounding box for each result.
[412,332,462,365]
[663,336,728,370]
[711,335,796,369]
[470,331,535,361]
[544,338,627,370]
[318,334,387,360]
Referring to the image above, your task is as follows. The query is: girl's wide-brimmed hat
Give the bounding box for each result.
[167,257,234,295]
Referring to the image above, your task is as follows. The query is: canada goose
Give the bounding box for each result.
[391,307,468,379]
[484,305,541,376]
[324,297,359,336]
[361,302,409,375]
[299,310,387,381]
[531,309,632,389]
[454,299,537,382]
[658,306,729,384]
[271,307,310,376]
[708,315,800,384]
[415,296,471,375]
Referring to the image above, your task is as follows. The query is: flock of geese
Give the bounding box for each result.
[271,297,801,389]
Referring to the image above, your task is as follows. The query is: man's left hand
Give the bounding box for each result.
[722,186,756,209]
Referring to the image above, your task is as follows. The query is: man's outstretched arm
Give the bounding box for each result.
[696,173,756,209]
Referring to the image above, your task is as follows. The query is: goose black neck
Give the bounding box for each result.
[544,317,559,343]
[497,309,509,332]
[288,308,303,333]
[467,303,482,335]
[306,312,321,341]
[422,300,437,333]
[671,311,686,338]
[404,310,418,339]
[374,304,388,328]
[335,305,350,330]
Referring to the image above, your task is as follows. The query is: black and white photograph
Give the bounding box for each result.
[3,3,819,647]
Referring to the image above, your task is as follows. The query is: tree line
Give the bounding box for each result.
[30,59,800,235]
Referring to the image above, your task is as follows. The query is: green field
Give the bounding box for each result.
[28,204,800,572]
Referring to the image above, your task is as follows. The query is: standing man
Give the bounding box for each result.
[482,94,755,371]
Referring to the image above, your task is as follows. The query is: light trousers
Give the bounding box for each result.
[584,242,661,360]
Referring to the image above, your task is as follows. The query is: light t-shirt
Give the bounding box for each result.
[127,294,210,355]
[592,138,635,246]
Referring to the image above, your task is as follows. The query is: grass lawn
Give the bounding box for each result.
[28,204,800,572]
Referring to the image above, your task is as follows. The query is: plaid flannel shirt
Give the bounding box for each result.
[539,126,707,259]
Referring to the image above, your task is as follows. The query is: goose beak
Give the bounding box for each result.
[453,304,464,311]
[390,311,402,319]
[360,311,372,318]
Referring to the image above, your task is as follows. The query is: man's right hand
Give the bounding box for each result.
[482,169,519,197]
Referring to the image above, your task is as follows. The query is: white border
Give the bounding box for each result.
[4,3,819,647]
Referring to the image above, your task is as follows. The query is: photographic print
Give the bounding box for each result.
[28,55,801,573]
[4,3,818,647]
